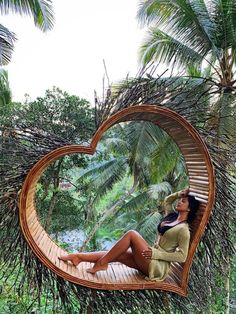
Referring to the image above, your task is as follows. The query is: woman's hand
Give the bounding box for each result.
[179,188,189,198]
[142,247,152,259]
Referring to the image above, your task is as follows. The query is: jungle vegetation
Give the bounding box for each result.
[0,0,236,313]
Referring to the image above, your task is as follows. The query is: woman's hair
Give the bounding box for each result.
[187,195,200,223]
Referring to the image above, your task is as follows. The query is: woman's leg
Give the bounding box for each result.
[59,249,139,269]
[87,230,150,275]
[59,251,106,266]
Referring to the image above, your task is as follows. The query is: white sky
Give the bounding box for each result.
[2,0,145,104]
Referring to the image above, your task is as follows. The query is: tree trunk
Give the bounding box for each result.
[44,158,63,232]
[205,94,232,313]
[44,191,59,232]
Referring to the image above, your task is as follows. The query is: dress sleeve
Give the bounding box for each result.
[163,191,180,214]
[151,227,190,263]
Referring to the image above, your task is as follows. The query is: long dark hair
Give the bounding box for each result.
[158,195,200,225]
[187,195,200,223]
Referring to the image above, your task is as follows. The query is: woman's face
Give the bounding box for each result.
[176,197,189,212]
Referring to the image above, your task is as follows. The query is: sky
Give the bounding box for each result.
[2,0,145,104]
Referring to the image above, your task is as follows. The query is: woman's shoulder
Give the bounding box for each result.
[177,223,190,238]
[177,222,190,230]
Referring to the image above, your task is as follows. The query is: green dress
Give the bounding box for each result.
[148,192,190,281]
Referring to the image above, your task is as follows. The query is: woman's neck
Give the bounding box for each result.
[177,211,189,222]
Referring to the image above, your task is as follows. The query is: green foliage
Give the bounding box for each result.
[137,0,236,101]
[35,119,187,253]
[0,0,54,66]
[0,69,11,107]
[0,24,16,65]
[0,275,67,314]
[0,70,17,127]
[17,87,95,143]
[0,0,54,32]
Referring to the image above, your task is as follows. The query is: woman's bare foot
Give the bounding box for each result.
[58,254,81,266]
[86,261,108,274]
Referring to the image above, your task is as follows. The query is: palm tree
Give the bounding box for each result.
[0,0,54,65]
[137,0,236,92]
[75,121,187,250]
[137,2,236,312]
[0,69,11,106]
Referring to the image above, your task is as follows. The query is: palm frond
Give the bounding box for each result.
[171,154,188,189]
[211,0,236,48]
[174,0,219,57]
[115,192,158,233]
[121,191,150,212]
[102,137,129,156]
[137,0,173,26]
[137,211,162,245]
[138,0,222,64]
[140,27,204,67]
[125,121,170,186]
[0,69,11,105]
[0,0,54,31]
[126,121,165,165]
[148,181,172,200]
[76,158,121,182]
[0,24,16,65]
[90,157,129,201]
[150,136,181,183]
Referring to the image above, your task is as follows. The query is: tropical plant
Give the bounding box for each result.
[137,0,236,138]
[137,0,236,89]
[0,0,54,65]
[73,121,187,250]
[137,1,236,312]
[21,87,95,232]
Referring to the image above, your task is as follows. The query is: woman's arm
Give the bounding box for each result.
[163,192,180,215]
[163,188,189,215]
[151,227,190,263]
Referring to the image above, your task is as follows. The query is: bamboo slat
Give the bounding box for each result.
[19,105,215,296]
[190,184,209,192]
[37,230,47,248]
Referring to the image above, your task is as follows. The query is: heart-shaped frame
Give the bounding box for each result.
[19,105,215,296]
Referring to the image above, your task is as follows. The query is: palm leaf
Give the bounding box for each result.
[148,181,172,200]
[0,0,54,31]
[93,158,128,188]
[121,191,150,212]
[125,121,168,186]
[140,27,204,67]
[126,121,165,165]
[137,0,173,26]
[0,69,11,105]
[76,158,120,181]
[170,153,188,186]
[137,211,162,245]
[211,0,236,48]
[102,137,129,156]
[115,193,158,233]
[81,157,129,202]
[150,136,181,183]
[0,24,16,65]
[138,0,221,64]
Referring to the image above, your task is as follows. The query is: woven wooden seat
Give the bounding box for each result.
[19,105,215,296]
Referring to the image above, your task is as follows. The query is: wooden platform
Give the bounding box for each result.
[19,105,215,296]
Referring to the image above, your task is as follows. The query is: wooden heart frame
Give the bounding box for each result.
[19,105,215,296]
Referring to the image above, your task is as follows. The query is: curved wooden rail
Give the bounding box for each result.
[19,105,215,296]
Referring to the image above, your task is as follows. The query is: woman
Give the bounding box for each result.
[59,188,200,281]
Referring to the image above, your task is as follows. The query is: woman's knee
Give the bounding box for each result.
[125,229,139,237]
